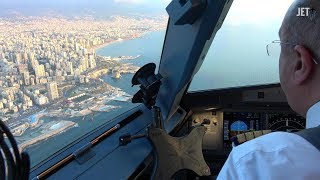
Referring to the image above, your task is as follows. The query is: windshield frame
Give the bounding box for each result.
[24,0,235,177]
[156,0,234,122]
[27,12,171,176]
[29,104,144,177]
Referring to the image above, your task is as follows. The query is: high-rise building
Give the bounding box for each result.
[30,77,35,85]
[35,64,45,78]
[18,64,28,74]
[81,58,89,71]
[89,55,96,69]
[47,82,59,101]
[30,59,39,71]
[66,62,74,75]
[45,63,51,69]
[28,52,35,61]
[15,53,22,64]
[22,71,30,86]
[0,53,4,59]
[22,52,28,60]
[75,43,80,51]
[79,65,84,73]
[56,62,61,69]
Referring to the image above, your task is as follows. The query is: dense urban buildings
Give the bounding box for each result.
[0,15,167,149]
[0,16,165,114]
[47,82,59,101]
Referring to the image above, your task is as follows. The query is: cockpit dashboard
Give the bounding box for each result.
[180,84,306,176]
[185,84,305,151]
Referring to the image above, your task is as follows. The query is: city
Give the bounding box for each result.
[0,15,167,151]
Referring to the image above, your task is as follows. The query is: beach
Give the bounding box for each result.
[88,39,124,53]
[88,32,148,54]
[18,121,77,151]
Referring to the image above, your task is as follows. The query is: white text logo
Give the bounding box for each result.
[297,7,311,16]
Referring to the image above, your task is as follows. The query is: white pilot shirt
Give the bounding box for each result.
[217,101,320,180]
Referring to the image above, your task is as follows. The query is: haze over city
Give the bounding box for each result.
[0,0,170,18]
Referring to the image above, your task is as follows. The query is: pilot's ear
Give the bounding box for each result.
[293,45,314,85]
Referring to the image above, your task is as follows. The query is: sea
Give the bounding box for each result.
[24,31,165,166]
[24,25,281,166]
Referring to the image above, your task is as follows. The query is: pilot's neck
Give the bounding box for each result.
[306,101,320,128]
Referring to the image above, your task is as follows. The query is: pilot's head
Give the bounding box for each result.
[279,0,320,117]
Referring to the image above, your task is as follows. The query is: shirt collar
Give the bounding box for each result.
[306,101,320,128]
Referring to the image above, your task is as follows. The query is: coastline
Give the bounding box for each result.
[18,28,166,166]
[88,38,125,53]
[91,30,154,54]
[17,30,161,154]
[18,121,76,152]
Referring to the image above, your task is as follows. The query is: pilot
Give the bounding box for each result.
[217,0,320,179]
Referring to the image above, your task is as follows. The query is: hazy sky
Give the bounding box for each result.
[0,0,171,17]
[0,0,170,6]
[0,0,295,22]
[225,0,294,27]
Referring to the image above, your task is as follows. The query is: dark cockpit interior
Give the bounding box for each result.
[0,0,303,179]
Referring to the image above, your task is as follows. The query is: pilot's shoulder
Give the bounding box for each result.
[230,131,307,163]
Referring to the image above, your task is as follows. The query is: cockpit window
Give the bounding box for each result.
[0,1,167,167]
[189,0,294,92]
